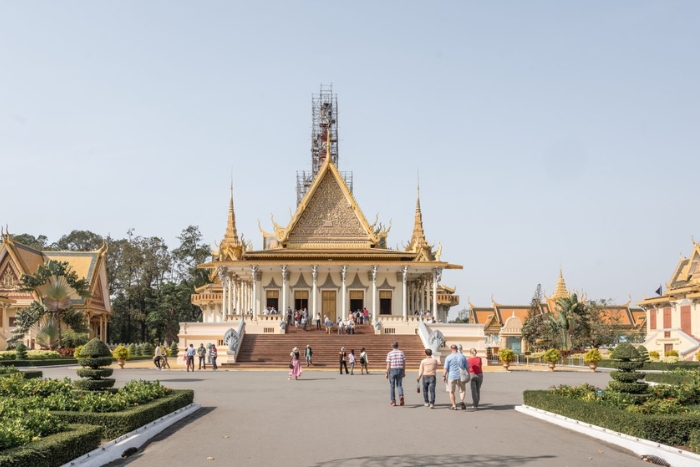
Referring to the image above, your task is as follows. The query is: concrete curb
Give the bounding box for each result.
[61,402,201,467]
[515,405,700,467]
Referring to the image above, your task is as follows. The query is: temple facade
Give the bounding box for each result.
[184,92,462,351]
[0,231,111,350]
[637,238,700,359]
[469,270,645,352]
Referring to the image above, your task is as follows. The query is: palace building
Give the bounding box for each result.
[0,230,111,350]
[469,269,645,352]
[638,238,700,359]
[182,87,464,359]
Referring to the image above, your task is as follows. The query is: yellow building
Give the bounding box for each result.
[0,231,111,350]
[638,238,700,359]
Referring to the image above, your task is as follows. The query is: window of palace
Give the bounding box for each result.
[266,290,279,311]
[379,290,392,315]
[294,290,309,312]
[349,290,364,313]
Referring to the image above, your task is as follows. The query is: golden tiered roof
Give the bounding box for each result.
[550,268,570,302]
[405,186,437,262]
[216,184,244,261]
[638,237,700,305]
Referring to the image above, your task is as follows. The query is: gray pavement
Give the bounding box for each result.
[39,366,646,467]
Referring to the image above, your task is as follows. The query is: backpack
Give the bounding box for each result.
[360,356,365,364]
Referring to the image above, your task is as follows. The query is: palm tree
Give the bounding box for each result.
[554,293,588,350]
[10,260,90,348]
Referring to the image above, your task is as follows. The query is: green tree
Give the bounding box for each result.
[11,260,90,348]
[554,294,589,350]
[52,230,104,251]
[8,233,51,250]
[171,225,211,287]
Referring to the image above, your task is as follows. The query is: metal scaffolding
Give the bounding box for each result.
[296,84,352,206]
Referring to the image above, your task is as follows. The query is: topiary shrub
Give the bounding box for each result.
[74,338,115,391]
[135,344,143,357]
[649,350,660,360]
[15,343,27,360]
[607,343,648,402]
[636,345,649,363]
[128,343,137,357]
[665,349,679,357]
[142,343,154,357]
[169,341,179,358]
[690,429,700,454]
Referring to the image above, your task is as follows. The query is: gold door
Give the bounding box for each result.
[322,290,336,322]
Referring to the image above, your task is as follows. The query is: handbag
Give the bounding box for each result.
[459,368,471,383]
[289,361,294,369]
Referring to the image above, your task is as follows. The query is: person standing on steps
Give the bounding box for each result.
[442,344,468,410]
[305,344,313,367]
[339,347,349,374]
[289,347,302,380]
[197,343,207,370]
[385,341,406,406]
[360,348,369,374]
[468,348,483,408]
[416,348,438,408]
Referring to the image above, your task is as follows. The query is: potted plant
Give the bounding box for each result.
[542,348,561,371]
[498,348,515,370]
[583,348,601,372]
[112,344,130,369]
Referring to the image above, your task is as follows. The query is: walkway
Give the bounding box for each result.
[39,367,641,467]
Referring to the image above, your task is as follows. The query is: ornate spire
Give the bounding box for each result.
[219,182,242,261]
[407,183,431,256]
[551,268,570,301]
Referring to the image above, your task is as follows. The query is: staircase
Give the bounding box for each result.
[231,323,426,369]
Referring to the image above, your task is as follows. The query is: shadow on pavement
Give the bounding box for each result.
[311,454,557,466]
[106,407,216,466]
[155,378,206,383]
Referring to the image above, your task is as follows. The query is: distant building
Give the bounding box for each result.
[0,232,111,350]
[637,238,700,359]
[469,270,645,352]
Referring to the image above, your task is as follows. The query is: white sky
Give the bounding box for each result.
[1,2,699,309]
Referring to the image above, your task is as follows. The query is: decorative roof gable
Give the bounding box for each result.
[279,159,378,249]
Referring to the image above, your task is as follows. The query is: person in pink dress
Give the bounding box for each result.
[288,347,302,380]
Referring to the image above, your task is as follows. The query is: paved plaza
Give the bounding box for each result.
[39,366,644,467]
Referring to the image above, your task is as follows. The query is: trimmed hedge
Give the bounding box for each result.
[645,373,695,385]
[690,429,700,454]
[523,390,700,446]
[72,379,116,391]
[76,368,113,379]
[52,389,194,439]
[0,359,77,368]
[597,360,700,371]
[0,370,42,380]
[0,423,102,467]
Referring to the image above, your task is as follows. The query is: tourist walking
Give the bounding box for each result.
[288,347,302,380]
[360,348,369,374]
[339,347,349,374]
[468,348,483,408]
[186,344,196,372]
[442,344,468,410]
[153,345,162,371]
[197,343,207,370]
[324,316,334,334]
[160,346,170,369]
[301,315,307,331]
[385,341,406,406]
[417,348,438,408]
[305,345,313,366]
[349,349,356,375]
[210,343,218,370]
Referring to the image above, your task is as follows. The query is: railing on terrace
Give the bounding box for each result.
[486,355,591,368]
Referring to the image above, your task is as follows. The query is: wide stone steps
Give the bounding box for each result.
[230,325,426,369]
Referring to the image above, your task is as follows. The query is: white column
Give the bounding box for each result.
[311,266,318,321]
[236,279,241,316]
[371,266,378,325]
[402,266,408,321]
[341,265,347,320]
[281,266,288,319]
[432,268,441,317]
[218,267,228,322]
[252,266,259,320]
[425,277,430,312]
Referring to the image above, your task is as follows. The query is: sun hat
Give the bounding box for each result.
[292,347,299,352]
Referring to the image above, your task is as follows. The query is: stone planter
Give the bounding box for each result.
[117,359,126,369]
[587,362,597,372]
[502,363,511,371]
[547,363,556,371]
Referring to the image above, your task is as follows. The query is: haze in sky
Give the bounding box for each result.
[1,2,699,310]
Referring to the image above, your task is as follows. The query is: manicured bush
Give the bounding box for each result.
[596,359,700,371]
[76,368,113,379]
[52,389,194,439]
[665,349,679,357]
[636,345,649,363]
[128,343,137,357]
[0,424,102,467]
[543,348,560,364]
[15,343,27,360]
[26,350,61,360]
[112,345,129,361]
[0,359,77,368]
[169,342,179,357]
[649,350,660,360]
[645,373,694,385]
[0,398,66,450]
[60,331,88,349]
[584,349,601,364]
[141,343,154,357]
[75,339,115,391]
[498,348,515,363]
[523,390,700,446]
[607,343,647,401]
